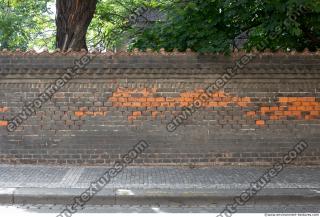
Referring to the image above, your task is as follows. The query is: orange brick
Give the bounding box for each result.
[141,102,151,107]
[246,111,256,116]
[180,93,191,98]
[152,111,159,118]
[309,102,318,106]
[305,106,315,111]
[151,102,161,107]
[131,102,141,107]
[284,111,291,115]
[217,91,226,97]
[288,97,298,102]
[116,87,126,93]
[128,116,135,122]
[302,97,316,102]
[176,98,183,103]
[112,102,123,107]
[256,120,265,126]
[118,98,128,102]
[122,102,132,107]
[1,107,8,112]
[260,107,270,114]
[166,97,176,102]
[288,107,297,111]
[160,102,170,107]
[208,102,218,107]
[146,98,154,102]
[179,102,189,107]
[180,91,203,98]
[222,97,231,102]
[202,101,210,107]
[279,106,287,111]
[138,98,148,102]
[93,112,104,116]
[0,121,8,126]
[241,97,251,102]
[310,111,319,116]
[112,93,122,97]
[212,92,219,97]
[132,111,141,116]
[237,102,248,107]
[270,116,278,120]
[297,106,306,111]
[218,102,228,106]
[231,97,239,102]
[155,97,165,102]
[292,111,301,116]
[211,97,221,102]
[190,93,201,98]
[279,97,289,103]
[182,98,193,102]
[270,107,279,111]
[141,89,150,97]
[301,102,312,106]
[109,97,118,102]
[121,93,130,97]
[274,111,283,115]
[75,111,84,117]
[292,102,302,106]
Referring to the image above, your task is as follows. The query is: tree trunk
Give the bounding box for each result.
[56,0,98,51]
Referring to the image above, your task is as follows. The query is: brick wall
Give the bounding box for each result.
[0,51,319,166]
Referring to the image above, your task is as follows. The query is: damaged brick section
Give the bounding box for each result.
[70,88,320,126]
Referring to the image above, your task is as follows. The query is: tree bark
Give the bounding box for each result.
[56,0,98,51]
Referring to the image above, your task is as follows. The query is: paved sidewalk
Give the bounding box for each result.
[1,165,320,189]
[0,164,319,206]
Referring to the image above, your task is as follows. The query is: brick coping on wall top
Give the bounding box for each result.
[0,48,319,57]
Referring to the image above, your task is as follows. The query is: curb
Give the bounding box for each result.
[0,188,319,205]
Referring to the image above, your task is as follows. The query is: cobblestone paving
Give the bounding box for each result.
[0,165,319,189]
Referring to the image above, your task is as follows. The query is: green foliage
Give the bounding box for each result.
[87,0,162,51]
[131,0,233,52]
[0,0,55,51]
[245,0,320,52]
[131,0,320,52]
[0,0,319,52]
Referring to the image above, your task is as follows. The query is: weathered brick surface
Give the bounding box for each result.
[0,52,319,166]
